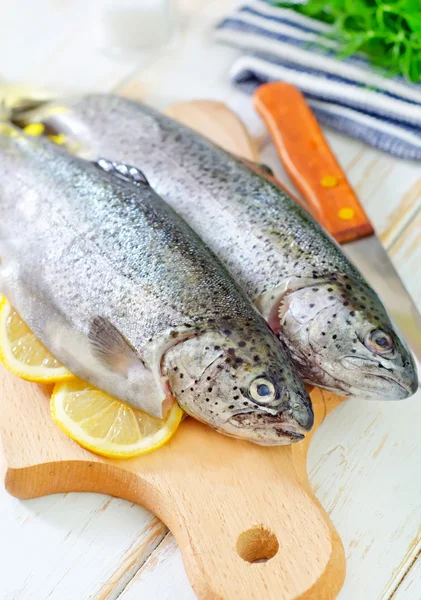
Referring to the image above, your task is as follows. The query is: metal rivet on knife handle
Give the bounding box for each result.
[338,207,356,221]
[253,82,374,244]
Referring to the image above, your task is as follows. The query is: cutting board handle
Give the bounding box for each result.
[153,406,344,600]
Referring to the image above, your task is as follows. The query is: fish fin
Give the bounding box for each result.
[88,316,141,376]
[48,319,166,418]
[9,98,51,123]
[95,158,150,186]
[8,99,97,159]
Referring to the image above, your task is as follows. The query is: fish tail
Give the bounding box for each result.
[0,83,83,153]
[9,95,91,157]
[0,80,49,123]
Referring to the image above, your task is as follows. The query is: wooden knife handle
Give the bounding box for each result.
[254,82,374,244]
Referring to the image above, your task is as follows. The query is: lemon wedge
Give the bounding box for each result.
[0,295,73,383]
[51,378,183,458]
[0,295,183,457]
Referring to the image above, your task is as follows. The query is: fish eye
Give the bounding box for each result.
[249,377,277,405]
[365,329,394,355]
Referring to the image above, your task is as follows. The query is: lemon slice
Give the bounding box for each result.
[0,296,73,383]
[51,378,183,458]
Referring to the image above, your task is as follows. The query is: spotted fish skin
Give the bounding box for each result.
[39,94,420,400]
[0,124,313,445]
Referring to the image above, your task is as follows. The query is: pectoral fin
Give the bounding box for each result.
[89,316,140,376]
[88,316,168,418]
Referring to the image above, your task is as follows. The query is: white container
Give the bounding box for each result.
[93,0,176,53]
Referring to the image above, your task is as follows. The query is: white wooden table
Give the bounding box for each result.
[2,1,421,599]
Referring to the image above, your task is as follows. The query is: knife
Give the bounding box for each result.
[254,82,421,368]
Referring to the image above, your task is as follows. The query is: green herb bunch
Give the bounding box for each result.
[276,0,421,82]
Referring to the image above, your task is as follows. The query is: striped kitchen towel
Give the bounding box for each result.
[215,0,421,161]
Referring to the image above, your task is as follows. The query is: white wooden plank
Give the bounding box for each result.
[118,534,196,600]
[0,485,167,600]
[392,555,421,600]
[309,390,421,600]
[388,208,421,305]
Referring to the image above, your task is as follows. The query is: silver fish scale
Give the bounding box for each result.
[0,132,275,352]
[69,95,362,300]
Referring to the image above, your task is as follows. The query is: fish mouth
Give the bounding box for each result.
[338,356,418,399]
[228,412,306,445]
[362,373,417,399]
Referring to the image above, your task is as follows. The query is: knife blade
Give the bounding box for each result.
[254,82,421,368]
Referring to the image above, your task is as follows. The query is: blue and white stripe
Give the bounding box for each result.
[215,1,421,160]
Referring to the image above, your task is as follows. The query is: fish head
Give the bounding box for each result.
[281,274,418,399]
[162,321,314,445]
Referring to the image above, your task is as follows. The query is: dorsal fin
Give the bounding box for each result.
[95,158,150,186]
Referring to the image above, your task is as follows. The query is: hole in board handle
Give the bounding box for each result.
[236,525,279,563]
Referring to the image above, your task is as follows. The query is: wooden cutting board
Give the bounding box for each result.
[0,100,346,600]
